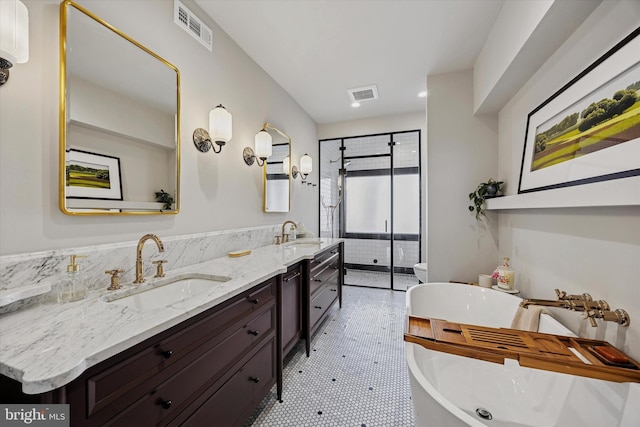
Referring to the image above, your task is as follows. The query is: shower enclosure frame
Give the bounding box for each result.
[318,129,422,291]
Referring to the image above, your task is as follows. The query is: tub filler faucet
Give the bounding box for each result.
[519,288,630,327]
[134,234,165,284]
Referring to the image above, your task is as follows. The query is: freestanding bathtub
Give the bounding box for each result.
[405,283,640,427]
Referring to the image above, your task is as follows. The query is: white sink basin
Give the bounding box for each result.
[105,273,230,311]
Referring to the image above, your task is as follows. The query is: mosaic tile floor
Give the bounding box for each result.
[246,285,415,427]
[345,269,419,291]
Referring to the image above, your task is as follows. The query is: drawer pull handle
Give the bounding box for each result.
[249,330,259,336]
[313,278,322,282]
[250,298,259,304]
[249,377,260,383]
[330,289,337,292]
[314,305,322,309]
[162,350,173,359]
[160,399,172,409]
[284,272,301,282]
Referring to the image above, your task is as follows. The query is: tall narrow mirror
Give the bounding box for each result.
[263,124,291,212]
[60,0,180,215]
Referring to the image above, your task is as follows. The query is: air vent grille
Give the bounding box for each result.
[174,0,212,51]
[348,85,379,103]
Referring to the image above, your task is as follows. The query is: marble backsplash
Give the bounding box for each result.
[0,224,283,313]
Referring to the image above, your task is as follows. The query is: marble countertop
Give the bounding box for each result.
[0,238,342,394]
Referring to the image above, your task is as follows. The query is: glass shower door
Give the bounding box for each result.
[391,131,421,290]
[342,135,392,289]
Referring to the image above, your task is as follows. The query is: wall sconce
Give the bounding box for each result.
[0,0,29,86]
[193,104,232,154]
[292,153,312,182]
[243,128,272,167]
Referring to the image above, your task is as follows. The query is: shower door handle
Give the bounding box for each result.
[385,220,388,233]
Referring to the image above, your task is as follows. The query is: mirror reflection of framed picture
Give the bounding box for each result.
[65,149,123,200]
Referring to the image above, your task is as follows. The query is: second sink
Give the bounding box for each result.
[105,273,231,311]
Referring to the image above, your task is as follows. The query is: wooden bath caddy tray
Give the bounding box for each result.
[404,315,640,383]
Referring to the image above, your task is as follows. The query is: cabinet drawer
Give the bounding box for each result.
[180,339,276,427]
[84,280,276,417]
[309,282,339,330]
[100,306,275,426]
[309,251,339,277]
[310,268,338,296]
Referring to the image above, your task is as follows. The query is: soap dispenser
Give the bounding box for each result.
[58,255,88,303]
[496,257,515,290]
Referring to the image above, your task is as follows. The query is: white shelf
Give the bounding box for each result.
[486,177,640,210]
[68,120,176,151]
[66,199,168,211]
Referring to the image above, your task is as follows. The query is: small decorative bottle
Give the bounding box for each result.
[58,255,88,303]
[496,257,515,290]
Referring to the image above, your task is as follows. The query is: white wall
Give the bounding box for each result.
[496,1,640,358]
[473,0,553,113]
[426,70,500,282]
[0,0,318,255]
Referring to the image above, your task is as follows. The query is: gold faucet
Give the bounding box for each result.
[280,220,297,244]
[134,234,165,284]
[519,288,630,327]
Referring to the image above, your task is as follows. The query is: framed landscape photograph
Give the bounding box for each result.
[65,149,123,200]
[518,27,640,194]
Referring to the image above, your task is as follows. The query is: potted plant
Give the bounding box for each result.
[155,189,174,211]
[468,178,504,219]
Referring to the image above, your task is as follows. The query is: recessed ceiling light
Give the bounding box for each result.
[418,91,427,98]
[351,102,361,108]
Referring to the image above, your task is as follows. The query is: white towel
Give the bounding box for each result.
[510,306,550,332]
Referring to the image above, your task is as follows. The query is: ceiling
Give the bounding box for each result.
[195,0,505,124]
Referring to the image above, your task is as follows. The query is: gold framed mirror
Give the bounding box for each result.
[263,124,291,213]
[59,0,180,215]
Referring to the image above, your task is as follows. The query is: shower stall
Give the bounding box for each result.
[319,130,421,291]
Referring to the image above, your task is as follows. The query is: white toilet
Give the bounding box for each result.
[413,263,427,283]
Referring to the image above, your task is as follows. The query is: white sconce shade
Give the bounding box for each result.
[283,156,290,174]
[209,105,232,144]
[254,130,272,159]
[300,153,313,174]
[0,0,29,65]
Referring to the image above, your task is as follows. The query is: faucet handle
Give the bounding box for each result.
[152,260,168,278]
[556,289,593,301]
[275,235,281,245]
[105,269,125,290]
[580,310,599,327]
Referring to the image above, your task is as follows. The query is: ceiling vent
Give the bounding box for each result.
[347,85,379,103]
[174,0,212,51]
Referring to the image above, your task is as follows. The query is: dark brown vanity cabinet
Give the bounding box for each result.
[0,244,344,424]
[280,264,303,357]
[276,263,304,401]
[1,279,277,427]
[305,243,343,356]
